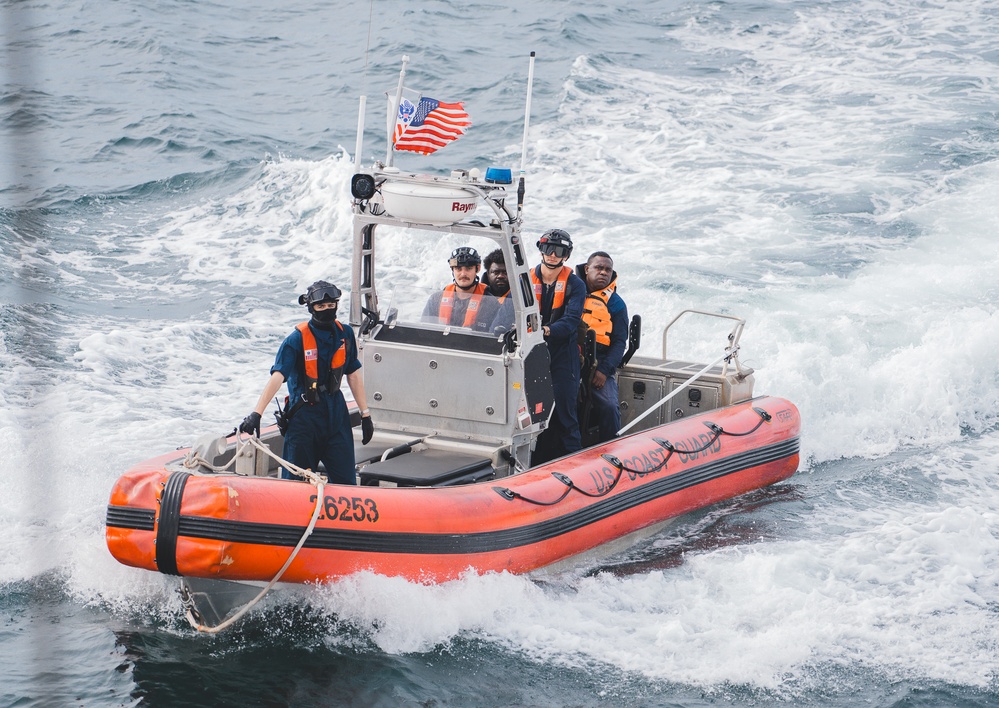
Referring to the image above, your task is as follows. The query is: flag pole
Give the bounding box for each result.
[387,55,410,167]
[518,51,536,216]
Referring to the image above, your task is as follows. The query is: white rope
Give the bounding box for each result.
[239,434,324,483]
[185,477,326,633]
[184,433,326,632]
[184,433,323,483]
[182,444,237,473]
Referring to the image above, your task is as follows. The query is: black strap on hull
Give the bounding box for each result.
[155,470,192,576]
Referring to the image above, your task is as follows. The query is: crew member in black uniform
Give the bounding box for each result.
[529,229,586,464]
[239,281,372,484]
[576,251,629,445]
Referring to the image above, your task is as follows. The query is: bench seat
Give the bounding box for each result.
[358,449,494,487]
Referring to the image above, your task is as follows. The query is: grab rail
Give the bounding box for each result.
[662,309,746,378]
[617,349,734,436]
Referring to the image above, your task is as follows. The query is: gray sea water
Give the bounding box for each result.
[3,0,999,705]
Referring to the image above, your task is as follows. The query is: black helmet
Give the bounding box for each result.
[448,246,481,268]
[537,229,573,259]
[298,280,342,309]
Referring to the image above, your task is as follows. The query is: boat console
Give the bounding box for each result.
[347,165,553,478]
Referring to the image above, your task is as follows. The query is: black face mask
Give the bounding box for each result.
[310,306,338,329]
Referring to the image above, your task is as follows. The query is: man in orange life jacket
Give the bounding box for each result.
[576,251,628,444]
[422,246,502,331]
[530,229,586,464]
[238,281,372,485]
[481,248,510,302]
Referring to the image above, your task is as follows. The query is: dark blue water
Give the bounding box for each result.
[4,0,999,705]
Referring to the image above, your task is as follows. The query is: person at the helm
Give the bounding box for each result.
[529,229,586,464]
[422,246,502,332]
[238,280,373,485]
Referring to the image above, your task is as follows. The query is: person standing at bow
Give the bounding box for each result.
[576,251,628,445]
[422,246,501,332]
[239,281,372,485]
[530,229,586,464]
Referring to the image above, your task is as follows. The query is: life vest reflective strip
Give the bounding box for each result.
[530,265,571,317]
[581,277,618,347]
[296,321,347,401]
[438,282,488,327]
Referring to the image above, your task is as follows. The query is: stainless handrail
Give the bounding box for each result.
[662,309,746,377]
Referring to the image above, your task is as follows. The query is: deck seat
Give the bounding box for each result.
[358,449,494,487]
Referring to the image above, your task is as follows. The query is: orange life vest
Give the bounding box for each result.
[530,265,571,319]
[296,320,347,403]
[580,276,618,347]
[438,282,488,327]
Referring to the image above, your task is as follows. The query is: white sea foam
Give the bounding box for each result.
[135,153,357,294]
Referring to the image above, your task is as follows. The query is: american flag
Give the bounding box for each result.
[394,97,471,155]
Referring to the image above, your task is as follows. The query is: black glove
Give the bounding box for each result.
[239,411,261,437]
[361,415,374,445]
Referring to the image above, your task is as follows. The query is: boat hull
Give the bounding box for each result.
[106,396,799,583]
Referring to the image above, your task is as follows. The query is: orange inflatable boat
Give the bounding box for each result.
[106,396,798,584]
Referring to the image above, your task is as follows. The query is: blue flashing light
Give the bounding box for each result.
[485,167,513,184]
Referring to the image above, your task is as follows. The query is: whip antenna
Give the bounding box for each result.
[517,51,536,215]
[353,0,375,167]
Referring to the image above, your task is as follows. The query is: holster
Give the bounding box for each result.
[274,395,305,436]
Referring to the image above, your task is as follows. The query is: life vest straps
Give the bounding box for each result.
[580,281,616,347]
[296,320,347,403]
[438,282,488,327]
[530,265,571,315]
[582,298,612,346]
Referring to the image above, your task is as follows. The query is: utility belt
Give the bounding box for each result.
[273,378,342,435]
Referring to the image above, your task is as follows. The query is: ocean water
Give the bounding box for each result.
[3,0,999,705]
